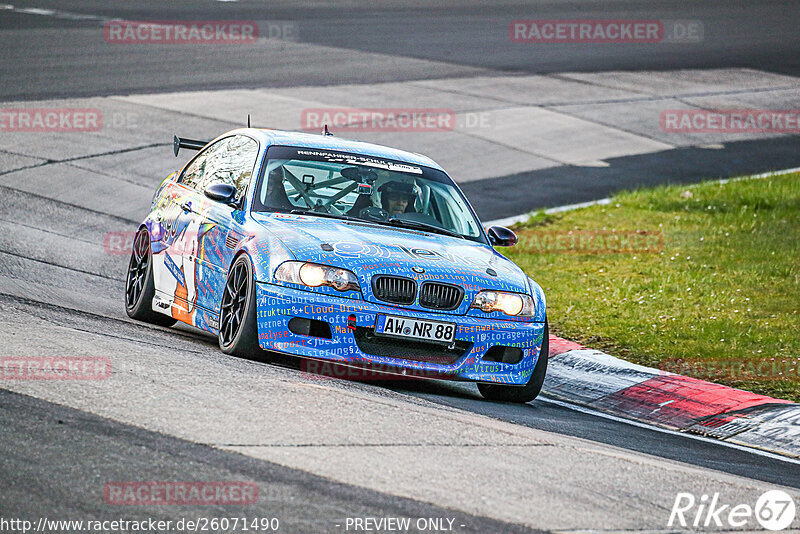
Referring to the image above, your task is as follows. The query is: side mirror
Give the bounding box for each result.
[205,183,239,207]
[487,226,518,247]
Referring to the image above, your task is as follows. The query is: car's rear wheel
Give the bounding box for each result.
[125,227,177,327]
[478,320,549,403]
[218,254,263,359]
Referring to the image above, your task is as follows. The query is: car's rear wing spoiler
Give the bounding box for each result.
[173,135,210,157]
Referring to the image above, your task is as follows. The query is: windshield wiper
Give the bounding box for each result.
[384,218,465,239]
[290,209,359,222]
[288,210,465,239]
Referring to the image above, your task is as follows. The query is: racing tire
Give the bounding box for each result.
[218,254,263,359]
[125,227,177,327]
[477,320,549,403]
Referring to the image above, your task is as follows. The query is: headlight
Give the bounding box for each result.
[274,261,360,292]
[470,290,535,317]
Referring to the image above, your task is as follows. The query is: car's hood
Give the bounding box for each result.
[251,213,529,311]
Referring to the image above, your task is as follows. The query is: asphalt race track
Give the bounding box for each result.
[1,1,800,532]
[3,0,800,99]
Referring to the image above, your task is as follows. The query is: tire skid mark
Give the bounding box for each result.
[64,160,166,189]
[0,217,106,248]
[0,249,122,282]
[0,184,139,225]
[0,142,167,177]
[0,292,213,353]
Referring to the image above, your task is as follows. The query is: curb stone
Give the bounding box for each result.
[544,335,800,459]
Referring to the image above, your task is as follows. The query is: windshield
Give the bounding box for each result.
[252,146,485,242]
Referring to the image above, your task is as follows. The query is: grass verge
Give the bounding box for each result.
[505,172,800,401]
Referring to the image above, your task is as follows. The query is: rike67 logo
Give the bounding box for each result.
[669,490,797,531]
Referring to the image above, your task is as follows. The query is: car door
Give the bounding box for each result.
[189,135,260,319]
[152,138,226,324]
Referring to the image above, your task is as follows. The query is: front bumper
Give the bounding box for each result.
[256,283,545,385]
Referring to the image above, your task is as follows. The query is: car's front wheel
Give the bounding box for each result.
[218,254,264,359]
[125,227,177,327]
[478,320,549,403]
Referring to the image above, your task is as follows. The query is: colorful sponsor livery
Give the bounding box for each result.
[126,128,548,402]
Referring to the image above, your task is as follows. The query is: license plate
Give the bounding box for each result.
[374,315,456,344]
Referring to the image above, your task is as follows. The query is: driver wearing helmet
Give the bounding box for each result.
[379,181,417,216]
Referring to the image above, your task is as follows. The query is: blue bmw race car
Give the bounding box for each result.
[125,128,548,402]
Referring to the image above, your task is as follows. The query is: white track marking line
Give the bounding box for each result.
[485,165,800,227]
[15,7,52,16]
[6,5,108,21]
[539,396,800,465]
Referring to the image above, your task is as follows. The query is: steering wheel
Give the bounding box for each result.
[359,206,389,222]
